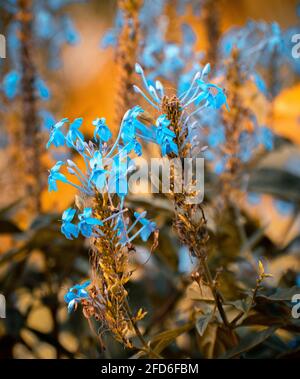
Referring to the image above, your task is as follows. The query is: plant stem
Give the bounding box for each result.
[115,0,143,127]
[202,0,221,69]
[124,300,161,358]
[199,255,230,328]
[19,0,42,214]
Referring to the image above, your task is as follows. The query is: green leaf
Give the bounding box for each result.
[196,313,213,337]
[220,326,278,359]
[150,322,194,354]
[187,281,214,302]
[197,324,237,358]
[256,286,300,302]
[226,298,252,313]
[248,168,300,202]
[129,350,147,359]
[199,323,219,358]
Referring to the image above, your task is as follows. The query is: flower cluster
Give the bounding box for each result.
[140,21,203,94]
[196,106,274,176]
[189,43,276,181]
[219,20,300,98]
[47,111,158,244]
[47,108,159,347]
[133,62,228,156]
[0,0,83,130]
[102,0,203,94]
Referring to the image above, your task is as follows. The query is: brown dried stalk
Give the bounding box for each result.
[89,192,134,348]
[160,95,230,329]
[202,0,221,69]
[78,191,159,356]
[115,0,143,126]
[18,0,42,213]
[219,47,248,206]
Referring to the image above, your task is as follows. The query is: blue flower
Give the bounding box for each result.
[259,127,273,151]
[156,115,175,144]
[121,112,137,143]
[121,107,140,141]
[109,156,129,197]
[178,246,195,273]
[48,161,68,191]
[61,208,79,240]
[161,138,179,156]
[274,200,294,216]
[2,1,83,76]
[238,130,259,163]
[134,212,157,241]
[156,114,171,130]
[35,9,55,39]
[46,118,68,148]
[66,118,84,146]
[62,16,79,45]
[182,23,196,45]
[125,138,142,156]
[64,281,90,313]
[78,208,103,238]
[101,8,123,48]
[203,149,215,161]
[121,106,155,145]
[35,77,51,100]
[252,72,267,96]
[75,137,86,154]
[114,217,127,244]
[208,127,225,147]
[214,89,229,110]
[162,44,184,75]
[155,115,178,156]
[39,110,56,130]
[93,118,112,142]
[205,85,229,110]
[214,160,225,175]
[247,193,261,205]
[101,29,118,48]
[3,70,20,99]
[89,151,107,191]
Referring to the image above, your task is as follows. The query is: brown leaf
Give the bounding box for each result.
[187,281,214,302]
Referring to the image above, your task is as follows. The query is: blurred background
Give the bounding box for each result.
[0,0,300,358]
